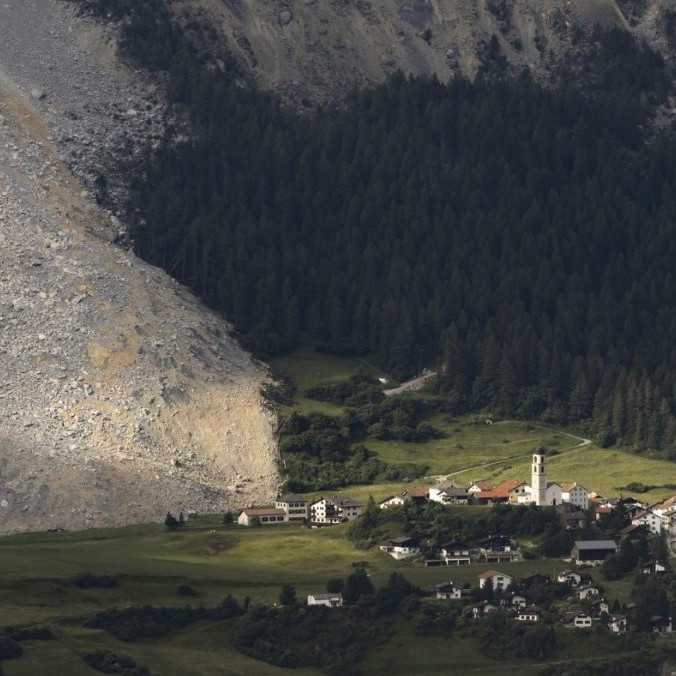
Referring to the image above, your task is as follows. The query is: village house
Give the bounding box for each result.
[474,480,524,505]
[467,601,498,619]
[429,481,469,505]
[310,496,363,524]
[631,509,663,535]
[576,585,601,601]
[641,560,667,575]
[561,482,589,510]
[479,535,519,563]
[479,570,513,591]
[237,507,288,526]
[557,570,583,587]
[511,594,527,609]
[407,486,430,505]
[516,606,541,623]
[307,593,343,608]
[570,540,618,565]
[440,541,471,566]
[608,615,628,634]
[274,493,309,521]
[467,479,493,496]
[651,616,673,634]
[572,613,593,629]
[380,536,421,560]
[591,599,610,617]
[378,494,406,509]
[435,582,463,600]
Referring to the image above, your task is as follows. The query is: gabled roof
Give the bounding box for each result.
[241,507,286,517]
[480,480,524,499]
[469,480,494,490]
[308,593,342,601]
[519,606,541,614]
[277,493,307,503]
[389,536,419,546]
[440,540,469,550]
[479,570,512,579]
[406,486,430,498]
[653,496,676,512]
[561,482,588,492]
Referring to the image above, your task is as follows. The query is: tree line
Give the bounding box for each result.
[67,0,676,453]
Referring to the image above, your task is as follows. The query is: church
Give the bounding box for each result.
[513,449,562,507]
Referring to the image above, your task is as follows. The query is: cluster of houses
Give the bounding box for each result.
[380,449,590,509]
[305,567,671,634]
[380,534,521,565]
[237,493,363,527]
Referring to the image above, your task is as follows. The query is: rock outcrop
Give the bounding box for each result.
[182,0,674,104]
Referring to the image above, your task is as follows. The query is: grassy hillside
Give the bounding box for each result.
[0,518,660,676]
[271,349,676,503]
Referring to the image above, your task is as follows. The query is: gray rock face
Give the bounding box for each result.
[0,1,280,533]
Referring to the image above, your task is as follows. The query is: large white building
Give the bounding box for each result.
[510,450,562,506]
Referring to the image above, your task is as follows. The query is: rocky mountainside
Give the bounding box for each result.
[0,2,279,533]
[179,0,675,103]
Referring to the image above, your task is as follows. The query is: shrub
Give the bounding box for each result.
[71,574,118,589]
[0,636,22,660]
[80,650,150,675]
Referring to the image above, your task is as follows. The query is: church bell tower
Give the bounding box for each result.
[532,448,547,506]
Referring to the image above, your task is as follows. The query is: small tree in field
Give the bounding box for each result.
[223,511,234,525]
[279,585,297,606]
[164,512,179,530]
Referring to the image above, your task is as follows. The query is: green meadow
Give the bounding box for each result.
[0,518,661,676]
[3,350,676,674]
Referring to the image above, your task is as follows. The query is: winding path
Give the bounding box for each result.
[427,424,591,482]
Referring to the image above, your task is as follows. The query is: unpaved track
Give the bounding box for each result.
[0,3,279,533]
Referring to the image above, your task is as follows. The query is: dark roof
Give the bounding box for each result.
[390,536,418,546]
[441,541,469,550]
[574,540,617,550]
[278,493,307,503]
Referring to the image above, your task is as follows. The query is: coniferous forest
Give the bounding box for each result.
[70,0,676,454]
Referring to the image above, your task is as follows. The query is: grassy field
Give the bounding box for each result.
[0,518,654,676]
[271,349,676,503]
[5,349,676,674]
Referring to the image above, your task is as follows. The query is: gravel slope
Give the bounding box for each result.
[0,2,279,533]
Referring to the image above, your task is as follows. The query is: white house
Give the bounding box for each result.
[237,507,288,526]
[641,560,667,575]
[275,494,309,522]
[511,594,527,609]
[440,541,471,566]
[576,585,600,601]
[516,606,541,623]
[557,570,582,587]
[380,536,420,560]
[435,582,462,600]
[561,483,589,510]
[429,482,469,505]
[609,615,628,634]
[307,593,343,608]
[631,509,663,535]
[379,494,406,509]
[651,616,673,634]
[478,570,512,591]
[572,613,593,629]
[310,496,363,524]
